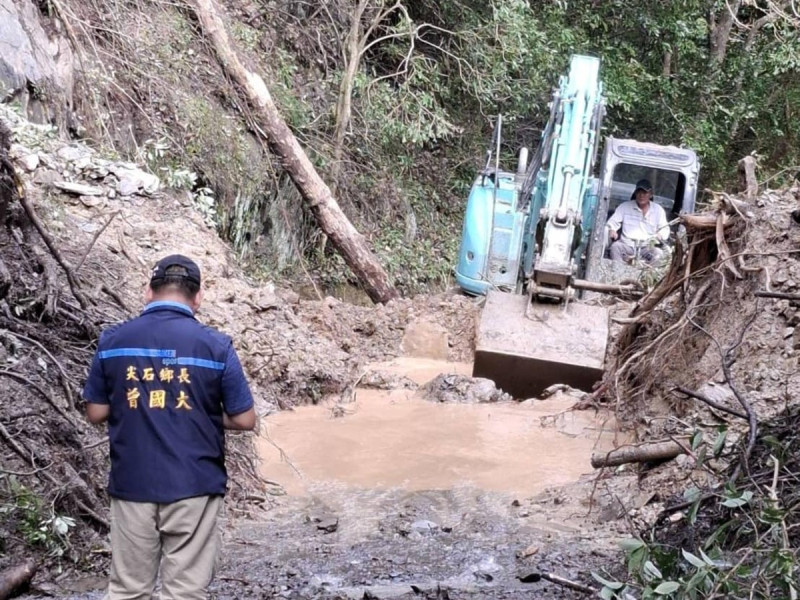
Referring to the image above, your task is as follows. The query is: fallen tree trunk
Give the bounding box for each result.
[191,0,398,304]
[591,439,688,468]
[682,212,731,230]
[0,560,38,600]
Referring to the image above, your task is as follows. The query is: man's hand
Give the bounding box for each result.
[608,229,618,241]
[86,402,110,424]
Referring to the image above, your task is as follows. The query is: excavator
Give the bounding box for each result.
[455,55,700,398]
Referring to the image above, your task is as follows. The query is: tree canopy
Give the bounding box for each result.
[390,0,800,187]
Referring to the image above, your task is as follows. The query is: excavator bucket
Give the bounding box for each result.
[473,291,608,399]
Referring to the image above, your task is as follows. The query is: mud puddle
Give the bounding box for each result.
[258,359,616,498]
[207,357,625,599]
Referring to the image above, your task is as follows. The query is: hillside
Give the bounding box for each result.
[2,0,800,598]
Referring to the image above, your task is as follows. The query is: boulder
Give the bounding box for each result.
[0,0,74,126]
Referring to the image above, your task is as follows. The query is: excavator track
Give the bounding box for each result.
[472,290,608,399]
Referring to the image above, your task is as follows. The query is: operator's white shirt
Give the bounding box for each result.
[606,200,669,243]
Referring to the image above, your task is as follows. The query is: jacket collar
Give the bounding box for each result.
[142,300,194,317]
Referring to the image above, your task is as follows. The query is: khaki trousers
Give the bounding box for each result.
[106,495,223,600]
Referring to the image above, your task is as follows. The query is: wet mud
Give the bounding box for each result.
[207,358,624,599]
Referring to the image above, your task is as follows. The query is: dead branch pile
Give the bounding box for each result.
[0,119,113,574]
[595,180,800,595]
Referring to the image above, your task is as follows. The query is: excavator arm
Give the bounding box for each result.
[471,56,609,399]
[456,54,698,399]
[530,55,604,296]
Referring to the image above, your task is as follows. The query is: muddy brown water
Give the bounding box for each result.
[258,357,616,498]
[226,356,624,599]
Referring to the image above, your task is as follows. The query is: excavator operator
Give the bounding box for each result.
[606,178,669,264]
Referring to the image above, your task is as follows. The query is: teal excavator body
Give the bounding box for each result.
[456,55,700,398]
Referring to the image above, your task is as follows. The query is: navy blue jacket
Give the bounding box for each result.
[84,301,254,503]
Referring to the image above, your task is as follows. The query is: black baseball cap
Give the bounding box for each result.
[150,254,201,285]
[634,179,653,192]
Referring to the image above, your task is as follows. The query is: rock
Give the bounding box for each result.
[79,195,105,208]
[18,152,39,171]
[110,164,160,195]
[698,382,735,408]
[421,374,511,404]
[32,169,59,186]
[0,0,74,125]
[516,544,539,559]
[250,285,280,311]
[632,491,656,509]
[360,370,418,391]
[52,181,104,196]
[539,383,587,400]
[73,156,93,172]
[117,177,140,197]
[57,145,93,162]
[10,144,38,171]
[281,289,301,305]
[410,519,439,534]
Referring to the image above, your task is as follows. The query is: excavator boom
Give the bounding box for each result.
[471,55,607,398]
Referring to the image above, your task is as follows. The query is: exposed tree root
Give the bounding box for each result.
[603,193,763,480]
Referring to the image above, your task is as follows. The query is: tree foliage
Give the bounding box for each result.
[284,0,799,288]
[388,0,800,187]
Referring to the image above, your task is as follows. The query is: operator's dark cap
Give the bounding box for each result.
[150,254,201,285]
[635,179,653,192]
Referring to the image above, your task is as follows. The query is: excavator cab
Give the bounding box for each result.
[455,55,700,399]
[584,139,700,284]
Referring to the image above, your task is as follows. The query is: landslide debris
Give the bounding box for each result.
[607,186,800,436]
[0,106,480,584]
[596,184,800,597]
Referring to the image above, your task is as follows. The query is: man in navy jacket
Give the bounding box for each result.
[84,254,256,600]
